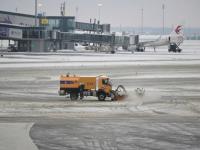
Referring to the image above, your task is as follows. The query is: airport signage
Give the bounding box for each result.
[0,13,38,26]
[8,28,22,39]
[41,19,49,25]
[0,27,9,38]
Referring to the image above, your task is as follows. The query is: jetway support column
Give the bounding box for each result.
[110,33,115,53]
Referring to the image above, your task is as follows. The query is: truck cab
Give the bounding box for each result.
[98,77,112,94]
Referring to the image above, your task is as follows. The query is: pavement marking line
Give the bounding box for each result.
[0,123,38,150]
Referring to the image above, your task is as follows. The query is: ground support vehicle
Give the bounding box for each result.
[59,74,127,101]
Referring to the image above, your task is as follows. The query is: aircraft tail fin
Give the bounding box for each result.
[171,25,183,35]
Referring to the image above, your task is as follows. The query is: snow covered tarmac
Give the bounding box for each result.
[0,40,200,150]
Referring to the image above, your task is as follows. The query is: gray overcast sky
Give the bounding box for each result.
[0,0,199,28]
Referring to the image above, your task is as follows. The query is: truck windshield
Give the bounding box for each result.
[102,78,112,86]
[102,79,108,85]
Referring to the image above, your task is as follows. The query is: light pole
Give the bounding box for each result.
[162,4,165,35]
[38,3,43,15]
[35,0,38,26]
[141,8,143,34]
[65,0,70,16]
[98,3,102,23]
[75,6,79,22]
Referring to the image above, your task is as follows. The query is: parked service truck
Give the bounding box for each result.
[59,74,127,101]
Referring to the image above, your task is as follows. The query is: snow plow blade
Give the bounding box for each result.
[112,85,128,101]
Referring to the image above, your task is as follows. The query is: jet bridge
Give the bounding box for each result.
[0,23,129,52]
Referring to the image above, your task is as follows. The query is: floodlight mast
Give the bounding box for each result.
[35,0,38,26]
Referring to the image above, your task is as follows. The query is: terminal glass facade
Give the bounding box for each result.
[48,19,59,29]
[45,16,75,32]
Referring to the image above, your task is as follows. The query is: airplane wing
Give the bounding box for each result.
[138,36,161,47]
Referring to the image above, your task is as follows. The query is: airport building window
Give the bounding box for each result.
[45,17,75,32]
[48,19,60,30]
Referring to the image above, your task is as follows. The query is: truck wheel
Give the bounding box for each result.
[98,92,106,101]
[110,91,117,101]
[70,92,78,100]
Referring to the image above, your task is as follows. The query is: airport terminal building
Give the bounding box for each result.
[0,10,112,52]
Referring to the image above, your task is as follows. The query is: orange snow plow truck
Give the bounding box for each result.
[59,74,127,101]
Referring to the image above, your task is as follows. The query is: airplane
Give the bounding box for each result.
[128,25,184,53]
